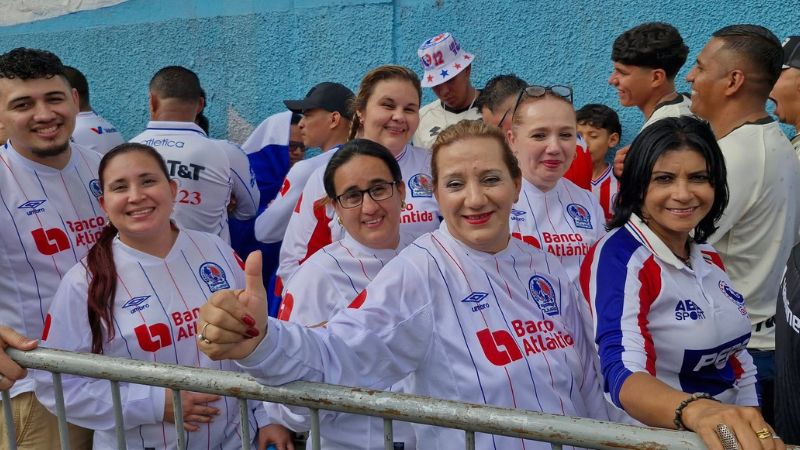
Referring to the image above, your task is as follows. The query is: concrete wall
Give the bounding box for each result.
[0,0,794,145]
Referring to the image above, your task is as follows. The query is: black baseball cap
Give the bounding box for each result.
[283,82,354,119]
[781,36,800,70]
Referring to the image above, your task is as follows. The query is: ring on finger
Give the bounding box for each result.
[716,424,740,450]
[755,428,772,440]
[197,322,212,345]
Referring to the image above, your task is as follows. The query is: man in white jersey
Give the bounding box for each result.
[609,22,693,130]
[130,66,259,242]
[255,82,353,244]
[770,36,800,153]
[412,33,481,149]
[686,24,800,425]
[62,65,124,154]
[0,47,96,450]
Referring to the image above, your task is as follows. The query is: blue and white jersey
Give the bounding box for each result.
[269,232,415,450]
[241,222,609,450]
[72,110,125,155]
[580,214,758,414]
[34,228,265,450]
[0,141,102,398]
[277,144,440,291]
[254,145,340,244]
[130,121,260,242]
[511,178,605,284]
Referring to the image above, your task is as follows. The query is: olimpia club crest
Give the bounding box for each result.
[199,262,229,292]
[528,275,559,316]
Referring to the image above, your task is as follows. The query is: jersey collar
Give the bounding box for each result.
[145,121,207,136]
[625,214,695,270]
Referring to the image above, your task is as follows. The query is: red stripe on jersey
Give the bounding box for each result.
[299,198,333,265]
[274,276,283,297]
[234,252,245,270]
[638,255,661,376]
[41,313,52,341]
[511,232,541,249]
[599,178,612,222]
[277,293,294,321]
[293,193,303,213]
[730,353,744,381]
[280,178,291,197]
[579,243,598,314]
[348,289,367,309]
[701,250,726,271]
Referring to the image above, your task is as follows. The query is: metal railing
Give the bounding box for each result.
[0,347,769,450]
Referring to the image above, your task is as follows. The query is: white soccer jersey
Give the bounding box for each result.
[580,215,758,413]
[268,233,415,450]
[792,134,800,156]
[0,141,102,398]
[412,100,481,149]
[511,178,606,284]
[240,222,609,450]
[710,119,800,349]
[34,228,266,450]
[254,146,339,244]
[130,121,260,242]
[590,165,619,223]
[71,111,125,155]
[277,144,440,289]
[640,93,694,130]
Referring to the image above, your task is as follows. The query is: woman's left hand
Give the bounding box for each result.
[682,400,784,450]
[199,251,268,360]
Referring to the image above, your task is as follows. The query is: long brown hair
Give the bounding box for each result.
[87,143,171,354]
[347,65,422,140]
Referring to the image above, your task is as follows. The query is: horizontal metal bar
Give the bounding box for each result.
[7,347,791,450]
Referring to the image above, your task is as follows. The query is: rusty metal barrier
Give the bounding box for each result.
[0,347,787,450]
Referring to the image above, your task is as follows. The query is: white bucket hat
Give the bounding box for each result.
[417,32,475,88]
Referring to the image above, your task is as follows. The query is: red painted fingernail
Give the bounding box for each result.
[242,314,256,327]
[246,327,260,337]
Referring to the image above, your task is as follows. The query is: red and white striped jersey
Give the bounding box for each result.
[130,121,260,242]
[511,178,606,284]
[35,228,266,449]
[0,141,102,398]
[590,164,619,223]
[240,222,610,450]
[277,144,440,290]
[580,215,758,414]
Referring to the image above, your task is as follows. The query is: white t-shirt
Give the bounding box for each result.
[71,110,125,155]
[254,146,339,244]
[640,93,694,130]
[511,178,606,284]
[130,121,260,242]
[240,222,610,450]
[34,228,266,450]
[0,141,102,398]
[277,144,440,289]
[268,233,415,450]
[412,100,481,149]
[710,119,800,349]
[582,215,758,414]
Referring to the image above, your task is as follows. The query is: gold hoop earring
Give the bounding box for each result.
[337,217,343,225]
[400,200,406,210]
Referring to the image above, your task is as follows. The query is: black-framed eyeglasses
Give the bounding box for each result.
[289,140,306,152]
[335,181,398,209]
[497,108,512,129]
[511,85,573,120]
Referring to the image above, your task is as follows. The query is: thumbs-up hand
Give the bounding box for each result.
[199,251,268,360]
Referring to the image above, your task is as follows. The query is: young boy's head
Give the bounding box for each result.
[576,104,621,164]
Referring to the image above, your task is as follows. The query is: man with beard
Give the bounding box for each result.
[0,47,98,450]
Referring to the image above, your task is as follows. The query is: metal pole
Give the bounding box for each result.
[51,372,71,450]
[1,390,17,450]
[238,399,251,450]
[110,381,127,450]
[309,408,321,450]
[171,389,185,450]
[384,418,393,450]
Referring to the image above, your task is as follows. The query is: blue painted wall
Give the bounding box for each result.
[0,0,795,145]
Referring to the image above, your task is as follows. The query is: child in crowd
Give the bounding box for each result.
[577,104,621,222]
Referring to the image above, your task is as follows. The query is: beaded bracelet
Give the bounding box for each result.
[674,392,719,430]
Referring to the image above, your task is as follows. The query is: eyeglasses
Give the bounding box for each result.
[511,85,573,120]
[497,108,512,129]
[335,181,398,209]
[289,141,306,152]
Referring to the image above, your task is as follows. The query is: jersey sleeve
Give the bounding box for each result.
[280,257,349,326]
[238,252,435,390]
[583,240,657,409]
[33,265,166,430]
[276,170,335,288]
[225,142,261,220]
[253,161,311,244]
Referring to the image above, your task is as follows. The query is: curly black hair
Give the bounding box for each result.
[611,22,689,79]
[0,48,65,80]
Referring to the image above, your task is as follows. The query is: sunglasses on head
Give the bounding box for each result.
[510,84,573,121]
